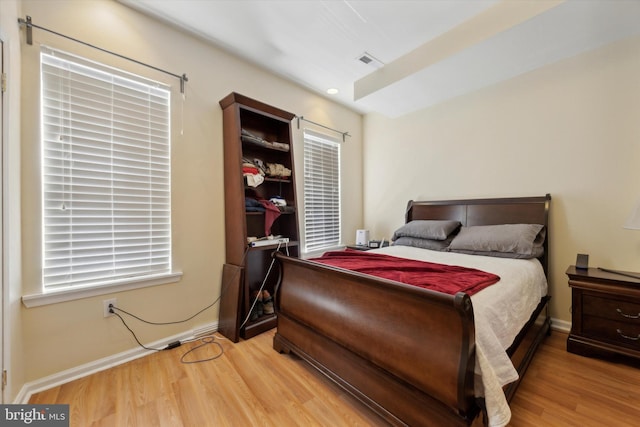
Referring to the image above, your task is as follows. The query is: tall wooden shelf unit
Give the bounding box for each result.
[218,92,299,342]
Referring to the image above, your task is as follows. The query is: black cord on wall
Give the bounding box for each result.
[108,247,252,362]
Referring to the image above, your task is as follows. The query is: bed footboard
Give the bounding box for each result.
[273,253,479,426]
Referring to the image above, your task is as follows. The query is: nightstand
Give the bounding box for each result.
[566,265,640,361]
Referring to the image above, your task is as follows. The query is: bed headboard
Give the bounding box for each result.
[405,194,551,275]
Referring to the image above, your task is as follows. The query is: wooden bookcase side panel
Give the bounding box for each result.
[222,105,249,266]
[219,263,243,343]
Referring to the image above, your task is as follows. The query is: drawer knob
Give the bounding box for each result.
[616,329,640,341]
[616,308,640,319]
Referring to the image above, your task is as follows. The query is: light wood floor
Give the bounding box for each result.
[30,329,640,426]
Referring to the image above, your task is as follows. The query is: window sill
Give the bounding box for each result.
[22,271,183,308]
[302,244,344,259]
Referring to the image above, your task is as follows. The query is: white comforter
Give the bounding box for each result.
[371,245,548,427]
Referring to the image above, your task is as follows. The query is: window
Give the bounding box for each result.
[41,47,172,292]
[303,129,341,252]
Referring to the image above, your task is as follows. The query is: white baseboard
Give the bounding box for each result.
[551,317,571,333]
[192,323,218,338]
[15,321,218,404]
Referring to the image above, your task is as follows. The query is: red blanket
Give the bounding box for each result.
[312,250,500,296]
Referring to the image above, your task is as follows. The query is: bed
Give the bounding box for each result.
[272,195,551,426]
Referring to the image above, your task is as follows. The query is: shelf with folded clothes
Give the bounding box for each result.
[242,160,292,189]
[241,127,291,152]
[241,135,290,152]
[245,194,296,214]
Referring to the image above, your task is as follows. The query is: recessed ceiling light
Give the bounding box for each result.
[326,88,339,95]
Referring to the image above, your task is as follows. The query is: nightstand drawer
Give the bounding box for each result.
[583,316,640,350]
[583,294,640,323]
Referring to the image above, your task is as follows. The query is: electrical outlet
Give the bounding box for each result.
[103,298,117,318]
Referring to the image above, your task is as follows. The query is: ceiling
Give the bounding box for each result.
[120,0,640,117]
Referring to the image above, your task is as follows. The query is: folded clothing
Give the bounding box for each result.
[242,166,260,175]
[266,163,291,178]
[245,197,265,212]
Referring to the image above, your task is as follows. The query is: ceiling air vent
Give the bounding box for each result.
[357,52,384,69]
[359,55,372,64]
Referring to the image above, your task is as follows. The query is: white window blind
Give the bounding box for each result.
[41,47,172,291]
[303,130,341,252]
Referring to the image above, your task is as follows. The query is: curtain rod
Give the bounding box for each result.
[296,116,351,142]
[17,15,188,94]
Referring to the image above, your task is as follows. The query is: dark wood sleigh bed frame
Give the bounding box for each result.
[272,195,552,426]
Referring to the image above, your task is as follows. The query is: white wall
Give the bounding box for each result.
[17,0,362,392]
[0,0,24,404]
[363,35,640,323]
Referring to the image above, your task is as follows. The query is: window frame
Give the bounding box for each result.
[302,129,341,253]
[24,47,181,307]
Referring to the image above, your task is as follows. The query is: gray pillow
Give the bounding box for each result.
[393,236,453,251]
[449,224,545,259]
[392,220,461,241]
